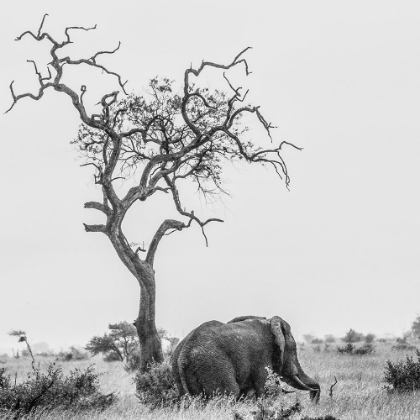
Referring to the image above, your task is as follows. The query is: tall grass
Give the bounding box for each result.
[1,340,420,419]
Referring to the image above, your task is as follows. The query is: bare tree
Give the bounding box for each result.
[7,15,300,371]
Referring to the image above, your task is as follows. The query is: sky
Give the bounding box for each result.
[1,0,420,355]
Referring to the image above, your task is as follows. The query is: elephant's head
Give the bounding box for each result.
[228,315,320,402]
[270,316,320,402]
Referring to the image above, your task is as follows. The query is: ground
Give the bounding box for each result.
[1,340,420,419]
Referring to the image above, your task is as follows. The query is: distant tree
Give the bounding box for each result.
[86,322,139,363]
[302,334,315,344]
[325,334,336,343]
[364,333,376,344]
[8,16,298,371]
[411,315,420,339]
[342,329,364,343]
[9,330,34,364]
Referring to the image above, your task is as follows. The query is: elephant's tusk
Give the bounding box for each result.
[292,375,318,392]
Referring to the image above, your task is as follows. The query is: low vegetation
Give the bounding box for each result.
[384,350,420,393]
[2,327,420,419]
[0,361,115,418]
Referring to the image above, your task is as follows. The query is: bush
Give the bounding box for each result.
[337,343,374,355]
[392,343,417,351]
[353,344,375,355]
[0,361,115,418]
[384,350,420,392]
[341,329,364,343]
[263,367,283,399]
[337,343,355,354]
[324,335,336,343]
[246,401,302,420]
[364,333,375,344]
[134,359,178,408]
[310,338,324,345]
[58,346,89,361]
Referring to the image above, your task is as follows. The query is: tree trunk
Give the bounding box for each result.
[135,273,164,371]
[108,227,164,372]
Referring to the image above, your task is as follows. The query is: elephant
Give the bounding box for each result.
[172,315,320,402]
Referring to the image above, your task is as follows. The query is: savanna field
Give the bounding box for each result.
[1,339,420,420]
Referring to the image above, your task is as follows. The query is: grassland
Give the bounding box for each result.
[1,340,419,419]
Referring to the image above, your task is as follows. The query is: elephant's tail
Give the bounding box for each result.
[178,352,190,395]
[175,330,195,396]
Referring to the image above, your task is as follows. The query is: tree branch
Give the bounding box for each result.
[84,201,112,216]
[164,175,223,246]
[83,223,107,234]
[146,219,186,266]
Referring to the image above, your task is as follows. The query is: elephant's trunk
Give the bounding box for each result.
[283,367,320,403]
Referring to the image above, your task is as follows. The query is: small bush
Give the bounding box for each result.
[354,344,375,355]
[337,343,374,355]
[135,360,178,408]
[310,338,324,345]
[249,401,302,419]
[384,350,420,392]
[0,361,115,418]
[58,346,89,361]
[264,367,283,399]
[337,343,354,354]
[324,335,336,343]
[392,343,417,351]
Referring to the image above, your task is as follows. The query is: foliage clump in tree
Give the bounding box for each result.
[7,15,298,371]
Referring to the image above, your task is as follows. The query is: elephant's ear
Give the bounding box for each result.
[270,316,286,366]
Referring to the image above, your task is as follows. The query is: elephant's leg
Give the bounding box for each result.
[253,374,268,399]
[194,362,240,398]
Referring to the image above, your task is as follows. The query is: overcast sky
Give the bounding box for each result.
[1,0,420,354]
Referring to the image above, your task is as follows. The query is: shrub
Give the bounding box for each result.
[134,359,178,408]
[353,344,375,355]
[0,361,115,418]
[324,335,336,343]
[264,367,283,399]
[384,350,420,392]
[341,329,364,343]
[337,343,374,355]
[392,343,417,351]
[58,346,89,361]
[311,338,324,345]
[337,343,354,354]
[248,401,302,420]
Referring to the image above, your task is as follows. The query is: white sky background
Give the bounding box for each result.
[1,0,420,354]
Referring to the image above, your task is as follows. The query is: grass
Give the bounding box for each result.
[1,340,420,419]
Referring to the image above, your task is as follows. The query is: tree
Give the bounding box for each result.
[86,322,139,364]
[7,15,298,371]
[412,315,420,339]
[341,329,364,343]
